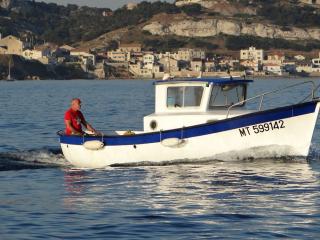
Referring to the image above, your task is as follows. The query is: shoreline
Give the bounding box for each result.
[1,75,319,81]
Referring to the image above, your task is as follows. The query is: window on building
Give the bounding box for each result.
[167,86,204,108]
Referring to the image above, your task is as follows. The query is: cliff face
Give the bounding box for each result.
[143,18,320,41]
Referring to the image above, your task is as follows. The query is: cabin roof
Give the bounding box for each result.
[154,78,253,85]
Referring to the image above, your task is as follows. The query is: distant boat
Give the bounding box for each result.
[6,57,14,81]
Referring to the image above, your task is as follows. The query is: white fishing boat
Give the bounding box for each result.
[58,78,320,168]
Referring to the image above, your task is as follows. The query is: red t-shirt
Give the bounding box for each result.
[64,108,85,135]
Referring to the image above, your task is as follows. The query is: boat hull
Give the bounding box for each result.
[59,101,320,168]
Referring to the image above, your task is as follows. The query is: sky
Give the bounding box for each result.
[35,0,175,9]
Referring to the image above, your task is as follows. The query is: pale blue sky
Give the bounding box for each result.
[35,0,175,9]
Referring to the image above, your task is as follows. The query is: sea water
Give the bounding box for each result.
[0,79,320,239]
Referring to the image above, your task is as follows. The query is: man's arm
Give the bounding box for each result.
[80,117,97,134]
[84,121,96,133]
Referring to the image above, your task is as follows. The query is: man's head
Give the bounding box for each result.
[71,98,81,111]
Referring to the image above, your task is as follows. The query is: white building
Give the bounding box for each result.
[312,58,320,68]
[177,48,206,62]
[129,62,162,78]
[296,63,320,73]
[70,48,96,71]
[240,46,264,63]
[23,45,51,59]
[263,63,284,75]
[23,49,44,60]
[294,55,306,61]
[143,54,156,65]
[312,53,320,67]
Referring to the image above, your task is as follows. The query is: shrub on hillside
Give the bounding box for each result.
[180,4,202,16]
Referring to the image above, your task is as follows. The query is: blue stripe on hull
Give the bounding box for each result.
[59,101,318,146]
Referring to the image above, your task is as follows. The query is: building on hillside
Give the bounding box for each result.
[240,59,259,72]
[23,44,57,65]
[219,58,239,70]
[143,54,156,65]
[177,48,206,62]
[264,52,285,65]
[296,64,312,73]
[204,60,215,72]
[130,52,144,62]
[312,57,320,68]
[0,35,24,55]
[191,58,203,72]
[294,55,306,61]
[159,56,179,72]
[129,61,162,78]
[240,46,264,63]
[23,45,51,59]
[0,45,6,54]
[118,43,142,53]
[70,48,96,71]
[263,63,284,76]
[296,64,320,73]
[107,51,128,62]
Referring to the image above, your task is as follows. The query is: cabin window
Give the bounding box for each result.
[167,86,204,108]
[209,84,245,108]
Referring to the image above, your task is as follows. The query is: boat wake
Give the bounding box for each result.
[0,148,71,171]
[112,144,320,167]
[307,144,320,162]
[1,145,320,170]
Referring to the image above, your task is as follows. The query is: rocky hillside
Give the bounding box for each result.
[1,0,320,52]
[143,0,320,42]
[143,16,320,41]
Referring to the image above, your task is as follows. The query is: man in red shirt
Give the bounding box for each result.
[64,98,97,135]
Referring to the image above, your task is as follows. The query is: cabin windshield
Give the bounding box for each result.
[167,86,204,108]
[209,84,246,108]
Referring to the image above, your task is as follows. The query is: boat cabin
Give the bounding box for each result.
[143,78,253,132]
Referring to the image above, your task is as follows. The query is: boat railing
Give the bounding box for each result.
[226,81,317,118]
